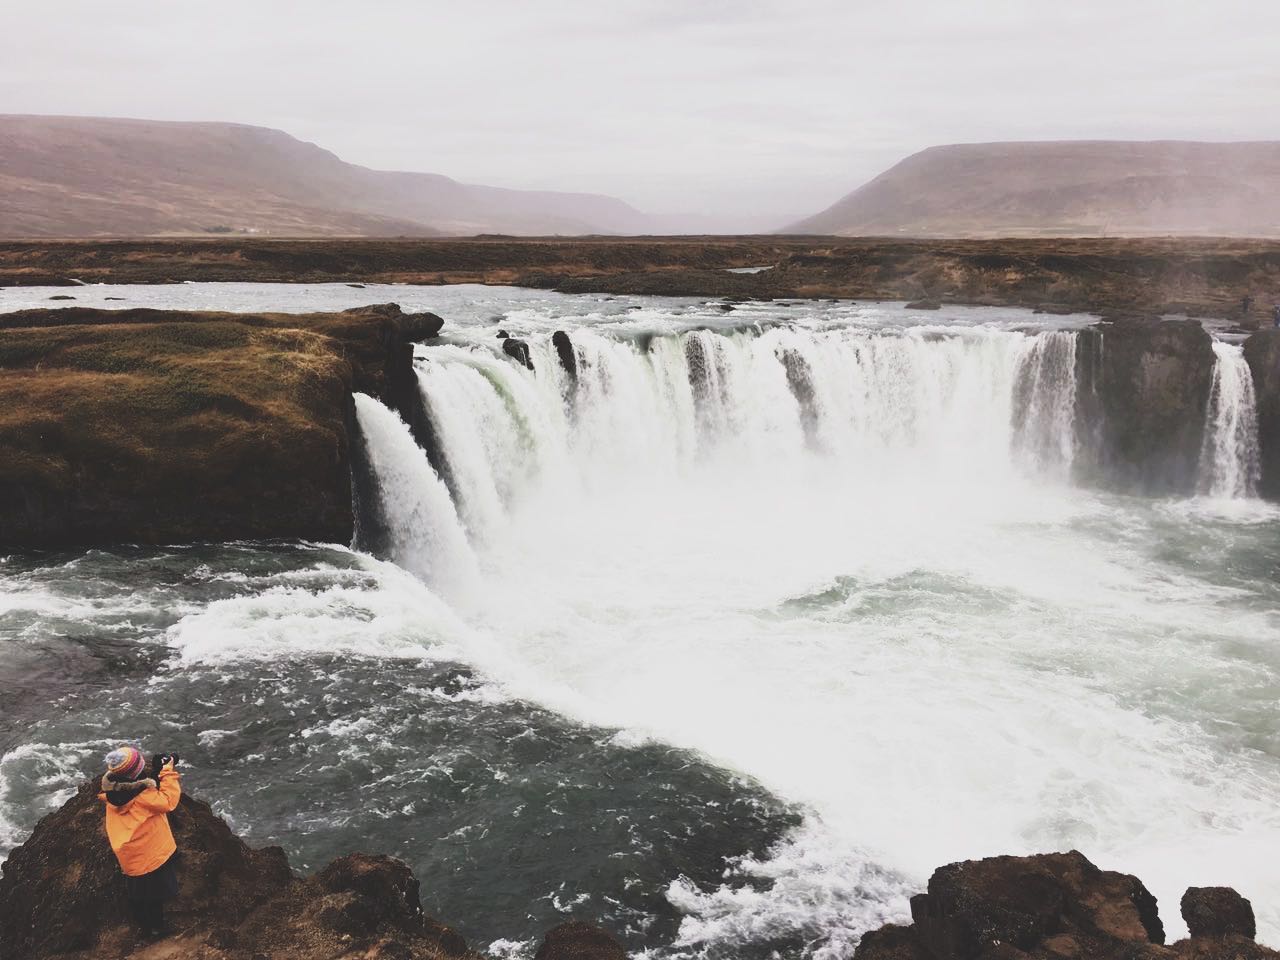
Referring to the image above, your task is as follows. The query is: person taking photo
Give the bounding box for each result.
[99,746,181,939]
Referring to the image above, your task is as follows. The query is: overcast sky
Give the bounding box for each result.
[4,0,1278,226]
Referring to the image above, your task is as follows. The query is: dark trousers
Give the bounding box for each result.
[129,897,165,933]
[124,854,178,934]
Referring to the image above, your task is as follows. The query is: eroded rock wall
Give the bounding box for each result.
[1243,330,1280,499]
[1081,320,1216,495]
[854,851,1273,960]
[0,304,441,550]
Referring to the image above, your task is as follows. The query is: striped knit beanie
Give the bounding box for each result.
[105,746,145,781]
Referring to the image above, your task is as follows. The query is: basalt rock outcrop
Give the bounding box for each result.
[0,779,478,960]
[1243,330,1280,499]
[1181,888,1257,941]
[497,331,535,371]
[1082,319,1216,495]
[552,330,578,387]
[778,347,820,446]
[0,789,1269,960]
[852,851,1275,960]
[533,921,628,960]
[0,303,441,550]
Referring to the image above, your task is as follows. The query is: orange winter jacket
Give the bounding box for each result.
[98,764,181,876]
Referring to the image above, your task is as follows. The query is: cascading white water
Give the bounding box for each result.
[6,285,1280,958]
[1198,341,1263,499]
[351,392,479,598]
[1012,331,1079,477]
[354,317,1279,953]
[412,326,1083,518]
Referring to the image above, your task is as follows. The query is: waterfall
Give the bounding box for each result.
[1011,331,1079,478]
[413,344,573,544]
[348,325,1093,598]
[351,393,479,597]
[761,327,1027,470]
[1198,341,1262,499]
[385,328,1083,548]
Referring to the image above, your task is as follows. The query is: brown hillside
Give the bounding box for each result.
[0,115,652,238]
[788,141,1280,238]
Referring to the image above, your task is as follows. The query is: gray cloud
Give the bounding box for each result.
[3,0,1278,226]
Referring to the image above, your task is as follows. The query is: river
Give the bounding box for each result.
[1,284,1276,958]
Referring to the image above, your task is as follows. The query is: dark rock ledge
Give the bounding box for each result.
[2,784,1272,960]
[855,850,1274,960]
[0,304,442,551]
[1244,329,1280,499]
[0,781,627,960]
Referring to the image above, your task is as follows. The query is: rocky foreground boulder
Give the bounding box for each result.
[854,850,1274,960]
[2,784,1272,960]
[0,781,626,960]
[533,921,628,960]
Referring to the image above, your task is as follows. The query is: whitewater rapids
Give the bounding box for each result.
[1,285,1277,958]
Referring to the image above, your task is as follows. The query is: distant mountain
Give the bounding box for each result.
[0,115,654,237]
[787,141,1280,237]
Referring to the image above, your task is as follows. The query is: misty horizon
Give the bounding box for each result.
[4,5,1280,957]
[5,0,1279,227]
[11,108,1280,223]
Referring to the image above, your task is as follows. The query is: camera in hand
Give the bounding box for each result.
[149,753,180,778]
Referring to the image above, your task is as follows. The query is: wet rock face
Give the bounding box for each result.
[1243,330,1280,498]
[1181,887,1256,940]
[684,334,718,411]
[502,336,534,370]
[552,330,578,387]
[0,780,476,960]
[906,851,1163,960]
[851,852,1276,960]
[1089,319,1216,495]
[534,920,628,960]
[778,347,820,446]
[854,924,930,960]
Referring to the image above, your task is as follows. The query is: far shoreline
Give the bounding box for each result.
[3,235,1279,327]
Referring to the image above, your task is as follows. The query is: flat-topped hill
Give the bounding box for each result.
[789,141,1280,238]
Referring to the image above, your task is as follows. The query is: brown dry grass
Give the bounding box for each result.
[6,236,1278,321]
[0,308,379,547]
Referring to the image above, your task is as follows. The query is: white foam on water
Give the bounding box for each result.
[486,939,534,959]
[387,322,1280,952]
[0,579,191,628]
[0,739,117,854]
[470,475,1280,945]
[164,554,467,666]
[665,820,907,960]
[5,286,1273,955]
